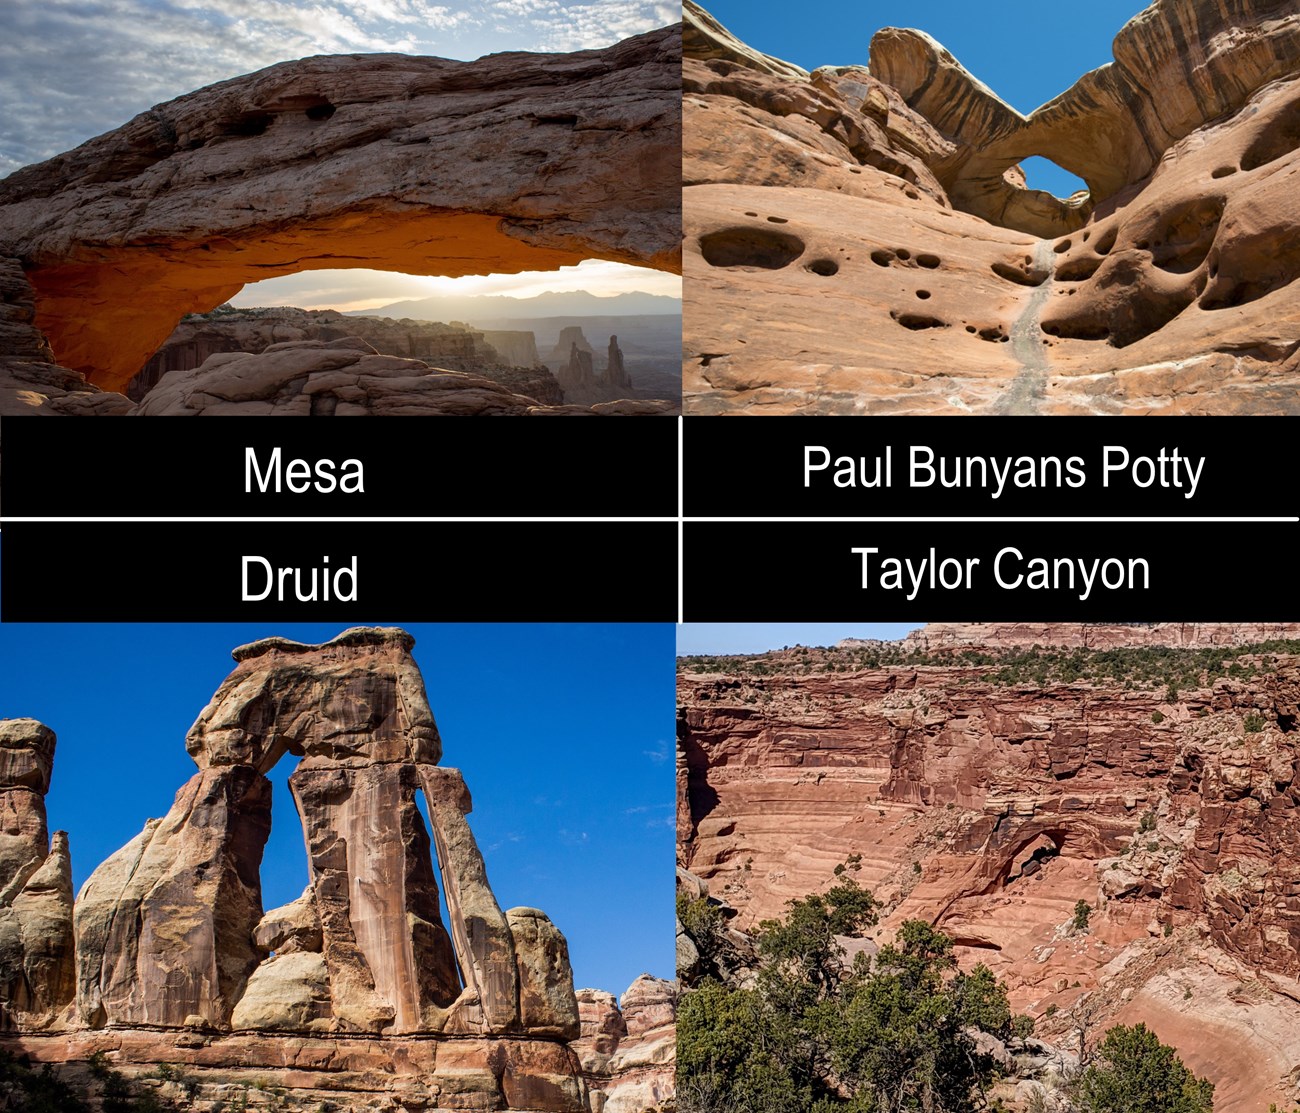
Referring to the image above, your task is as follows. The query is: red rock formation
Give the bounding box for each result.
[0,720,75,1030]
[573,976,676,1113]
[678,625,1300,1110]
[0,24,681,402]
[890,623,1300,653]
[28,628,601,1110]
[129,307,565,406]
[132,336,674,415]
[683,0,1300,415]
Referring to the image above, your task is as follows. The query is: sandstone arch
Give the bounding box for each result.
[74,628,581,1044]
[0,25,682,393]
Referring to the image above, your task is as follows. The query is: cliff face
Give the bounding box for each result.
[678,626,1300,1110]
[0,720,75,1031]
[129,307,564,406]
[2,629,670,1112]
[683,0,1300,415]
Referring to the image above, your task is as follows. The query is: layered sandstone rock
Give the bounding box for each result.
[54,627,597,1110]
[891,623,1300,653]
[574,976,677,1113]
[0,24,681,405]
[129,307,564,404]
[0,720,75,1029]
[678,625,1300,1110]
[683,0,1300,415]
[132,336,674,416]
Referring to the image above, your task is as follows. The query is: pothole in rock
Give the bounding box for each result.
[892,311,947,330]
[1055,256,1103,282]
[1241,99,1300,172]
[1149,196,1225,274]
[992,261,1048,287]
[700,227,805,269]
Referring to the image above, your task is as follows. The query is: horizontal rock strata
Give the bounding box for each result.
[678,624,1300,1110]
[5,628,637,1111]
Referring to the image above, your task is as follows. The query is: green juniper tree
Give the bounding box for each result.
[678,869,1029,1113]
[1076,1024,1214,1113]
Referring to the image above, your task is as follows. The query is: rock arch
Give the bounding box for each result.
[73,628,580,1043]
[0,25,682,393]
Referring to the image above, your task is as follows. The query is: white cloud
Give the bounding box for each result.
[0,0,676,176]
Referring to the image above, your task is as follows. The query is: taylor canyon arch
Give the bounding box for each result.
[0,25,682,395]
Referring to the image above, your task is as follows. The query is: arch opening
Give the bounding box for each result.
[1016,156,1089,201]
[124,256,683,408]
[259,751,312,921]
[31,212,683,396]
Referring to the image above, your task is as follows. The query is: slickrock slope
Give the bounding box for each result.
[678,625,1300,1110]
[130,307,564,406]
[0,24,681,409]
[683,0,1300,415]
[1,628,669,1112]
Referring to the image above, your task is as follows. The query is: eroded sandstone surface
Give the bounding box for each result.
[683,0,1300,414]
[678,624,1300,1110]
[0,24,681,413]
[3,629,674,1112]
[129,336,682,416]
[131,307,565,406]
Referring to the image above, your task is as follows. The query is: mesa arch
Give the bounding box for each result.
[0,24,682,393]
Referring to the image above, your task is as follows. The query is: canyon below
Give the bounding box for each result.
[683,0,1300,414]
[678,623,1300,1110]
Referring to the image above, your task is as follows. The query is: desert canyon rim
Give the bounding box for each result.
[0,628,675,1112]
[0,24,682,415]
[683,0,1300,414]
[677,623,1300,1110]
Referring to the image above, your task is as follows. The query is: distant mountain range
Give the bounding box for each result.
[349,289,681,322]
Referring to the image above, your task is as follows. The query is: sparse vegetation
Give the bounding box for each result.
[1244,712,1266,733]
[1076,1023,1213,1113]
[678,867,1031,1113]
[1151,710,1165,724]
[677,640,1298,695]
[1073,900,1092,933]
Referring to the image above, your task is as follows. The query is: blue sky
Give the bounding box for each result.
[700,0,1151,197]
[0,622,674,996]
[678,622,922,655]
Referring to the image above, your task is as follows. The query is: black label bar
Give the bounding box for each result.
[3,417,678,519]
[683,521,1299,620]
[684,417,1293,518]
[2,522,678,621]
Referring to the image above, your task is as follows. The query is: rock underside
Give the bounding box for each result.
[0,24,681,414]
[678,623,1300,1111]
[2,628,675,1111]
[683,0,1300,414]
